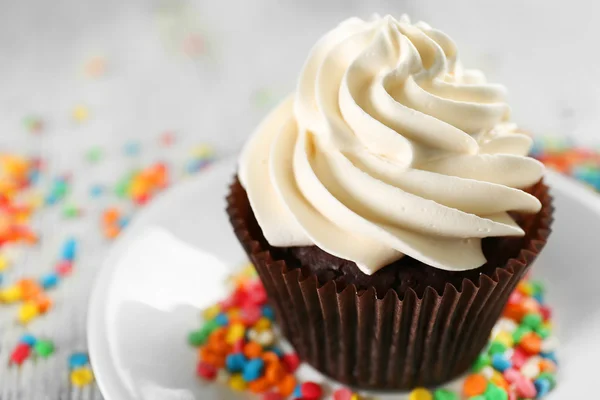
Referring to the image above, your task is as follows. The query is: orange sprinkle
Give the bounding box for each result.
[208,327,227,344]
[520,333,542,354]
[34,293,52,313]
[248,377,271,394]
[463,374,487,397]
[104,225,120,239]
[243,341,263,359]
[262,351,280,365]
[277,374,296,397]
[265,362,286,385]
[503,303,527,322]
[102,208,120,225]
[18,279,42,301]
[539,358,557,373]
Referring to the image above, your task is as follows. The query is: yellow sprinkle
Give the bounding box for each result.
[70,367,94,387]
[350,395,361,400]
[72,105,90,122]
[203,304,221,320]
[228,374,247,391]
[191,144,214,159]
[0,285,23,303]
[491,370,507,388]
[226,323,246,344]
[18,301,39,324]
[253,317,271,331]
[0,254,9,271]
[409,387,433,400]
[227,308,241,320]
[494,331,514,348]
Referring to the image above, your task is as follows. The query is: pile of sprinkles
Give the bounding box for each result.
[190,267,557,400]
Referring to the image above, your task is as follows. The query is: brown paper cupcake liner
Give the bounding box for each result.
[226,177,553,390]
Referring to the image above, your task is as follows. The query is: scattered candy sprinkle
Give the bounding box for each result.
[22,115,44,134]
[189,266,557,399]
[85,146,104,164]
[84,56,107,78]
[72,105,90,123]
[9,334,55,365]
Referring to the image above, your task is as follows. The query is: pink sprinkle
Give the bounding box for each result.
[282,353,300,373]
[503,368,522,383]
[511,347,528,369]
[508,291,523,305]
[515,376,537,398]
[56,260,73,276]
[333,387,354,400]
[508,390,518,400]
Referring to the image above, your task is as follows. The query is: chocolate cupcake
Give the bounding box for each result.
[228,14,553,390]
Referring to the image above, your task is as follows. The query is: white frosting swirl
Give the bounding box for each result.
[239,14,544,275]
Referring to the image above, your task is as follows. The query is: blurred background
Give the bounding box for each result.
[1,0,599,160]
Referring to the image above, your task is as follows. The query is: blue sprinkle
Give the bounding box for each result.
[533,292,544,304]
[124,141,141,156]
[225,353,247,373]
[68,352,89,369]
[266,346,283,357]
[118,216,130,229]
[20,334,37,346]
[293,384,302,398]
[491,353,512,372]
[214,313,229,326]
[28,170,40,185]
[90,184,104,198]
[242,358,264,382]
[40,272,59,289]
[62,238,78,261]
[261,305,275,321]
[534,378,551,398]
[0,274,3,285]
[45,193,58,205]
[540,351,558,365]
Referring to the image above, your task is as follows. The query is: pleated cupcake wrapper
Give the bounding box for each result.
[226,178,553,390]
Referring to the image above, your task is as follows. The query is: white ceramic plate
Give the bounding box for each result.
[88,156,598,400]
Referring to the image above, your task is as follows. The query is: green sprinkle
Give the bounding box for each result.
[522,313,543,330]
[538,372,556,389]
[484,382,508,400]
[86,147,104,163]
[488,341,507,356]
[114,171,136,198]
[530,280,545,295]
[513,326,532,344]
[471,353,491,372]
[468,396,486,400]
[433,388,459,400]
[34,340,55,358]
[188,329,209,347]
[62,204,80,218]
[536,326,551,339]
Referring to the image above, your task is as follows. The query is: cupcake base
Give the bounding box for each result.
[226,178,553,389]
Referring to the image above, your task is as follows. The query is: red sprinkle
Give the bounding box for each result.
[10,343,31,365]
[540,305,552,321]
[511,347,528,369]
[282,353,300,373]
[197,362,217,380]
[300,381,323,400]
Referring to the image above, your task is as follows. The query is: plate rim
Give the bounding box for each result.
[87,158,595,400]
